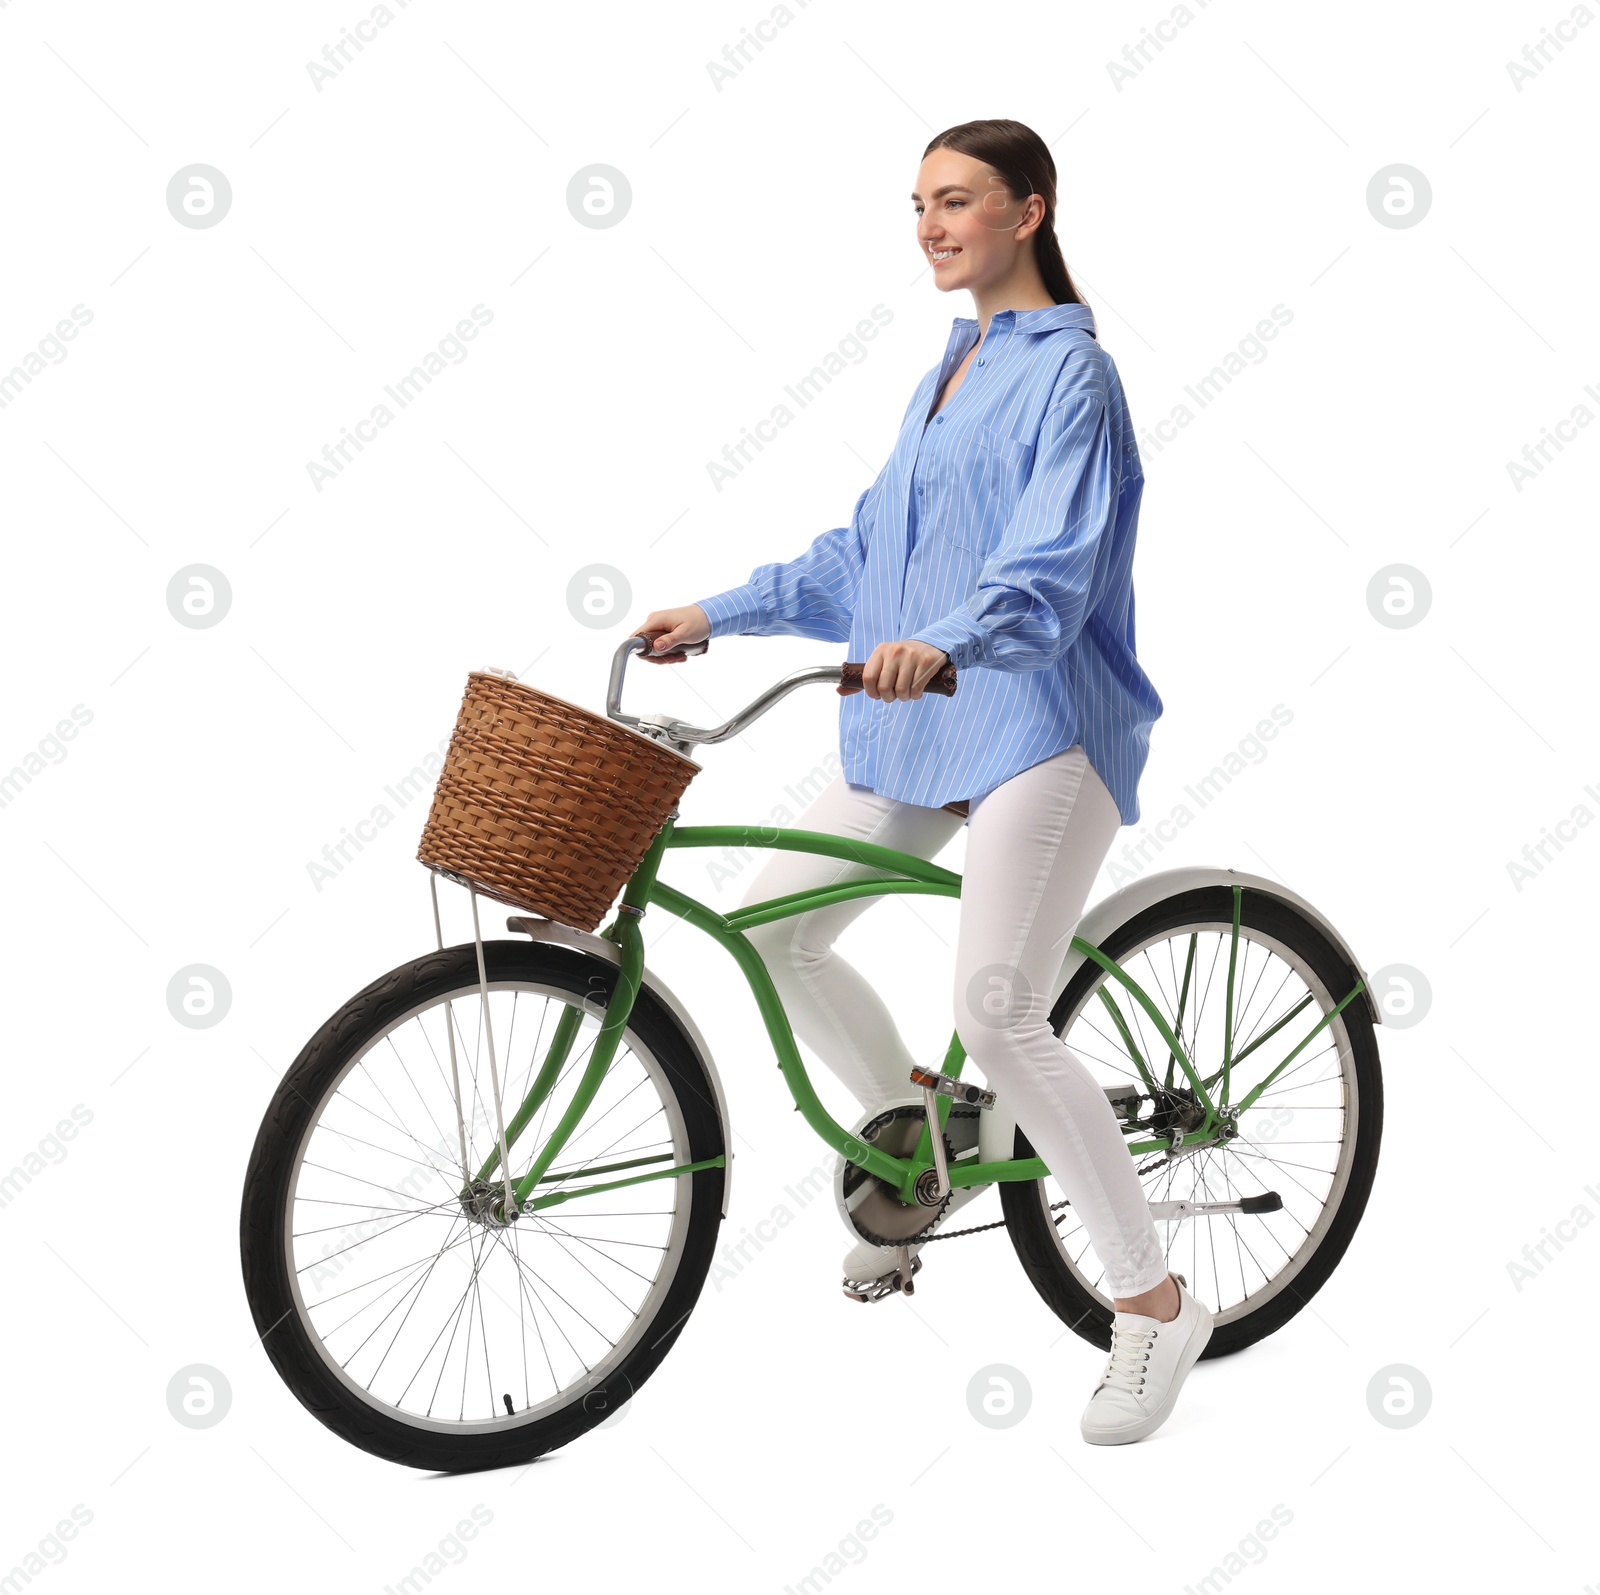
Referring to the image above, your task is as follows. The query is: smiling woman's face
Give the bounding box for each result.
[912,146,1041,296]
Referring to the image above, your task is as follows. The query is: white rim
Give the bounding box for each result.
[283,978,696,1435]
[1038,921,1360,1328]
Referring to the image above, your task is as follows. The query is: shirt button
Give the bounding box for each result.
[977,358,986,366]
[936,415,944,423]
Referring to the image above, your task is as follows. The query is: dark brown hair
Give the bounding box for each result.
[922,119,1087,311]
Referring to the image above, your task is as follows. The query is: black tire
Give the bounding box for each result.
[1001,886,1383,1359]
[240,938,726,1471]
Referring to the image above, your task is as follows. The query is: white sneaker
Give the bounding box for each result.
[1079,1271,1213,1445]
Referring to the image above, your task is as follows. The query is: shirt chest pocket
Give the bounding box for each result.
[979,423,1035,504]
[927,422,1036,556]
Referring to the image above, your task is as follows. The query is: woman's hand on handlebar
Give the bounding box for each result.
[633,605,711,664]
[861,639,950,702]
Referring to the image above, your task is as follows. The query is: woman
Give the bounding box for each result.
[633,119,1208,1445]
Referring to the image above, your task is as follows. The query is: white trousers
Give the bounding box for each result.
[740,744,1169,1298]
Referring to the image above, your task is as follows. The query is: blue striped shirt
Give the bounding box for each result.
[695,302,1162,825]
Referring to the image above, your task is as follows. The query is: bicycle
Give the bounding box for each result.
[239,634,1384,1472]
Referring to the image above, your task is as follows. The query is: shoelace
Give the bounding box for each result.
[1096,1321,1157,1396]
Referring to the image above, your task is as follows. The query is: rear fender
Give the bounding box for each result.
[978,866,1380,1167]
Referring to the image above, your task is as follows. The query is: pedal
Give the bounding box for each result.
[908,1067,995,1109]
[842,1252,923,1304]
[1148,1192,1283,1221]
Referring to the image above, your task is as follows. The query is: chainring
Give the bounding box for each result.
[839,1102,979,1248]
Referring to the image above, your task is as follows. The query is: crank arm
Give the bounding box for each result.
[908,1067,995,1204]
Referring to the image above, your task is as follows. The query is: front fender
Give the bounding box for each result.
[978,865,1380,1168]
[505,914,733,1219]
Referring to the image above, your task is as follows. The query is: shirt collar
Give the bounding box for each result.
[951,304,1097,337]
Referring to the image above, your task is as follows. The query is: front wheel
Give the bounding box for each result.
[1001,886,1383,1358]
[239,938,726,1472]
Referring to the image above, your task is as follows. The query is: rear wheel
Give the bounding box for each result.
[1001,887,1382,1357]
[240,938,726,1471]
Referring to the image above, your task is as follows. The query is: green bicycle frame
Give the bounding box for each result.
[472,821,1366,1217]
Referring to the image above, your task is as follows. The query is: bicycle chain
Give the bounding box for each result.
[924,1139,1197,1243]
[851,1107,1072,1245]
[916,1197,1072,1242]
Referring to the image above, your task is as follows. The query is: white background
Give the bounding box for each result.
[2,0,1595,1590]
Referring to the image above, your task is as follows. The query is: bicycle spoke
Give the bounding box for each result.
[282,976,691,1430]
[311,1224,483,1332]
[1031,916,1359,1327]
[520,1214,660,1299]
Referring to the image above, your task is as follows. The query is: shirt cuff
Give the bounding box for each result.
[694,583,765,638]
[909,613,990,672]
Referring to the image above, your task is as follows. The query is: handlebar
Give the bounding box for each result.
[605,633,958,754]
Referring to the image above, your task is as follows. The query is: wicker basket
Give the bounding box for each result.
[416,671,701,932]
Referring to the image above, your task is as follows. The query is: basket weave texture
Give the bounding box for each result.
[417,672,700,932]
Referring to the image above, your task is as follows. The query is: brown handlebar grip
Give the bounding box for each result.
[839,660,958,698]
[634,631,709,662]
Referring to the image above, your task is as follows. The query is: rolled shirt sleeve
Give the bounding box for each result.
[694,475,879,645]
[910,359,1123,673]
[694,582,765,636]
